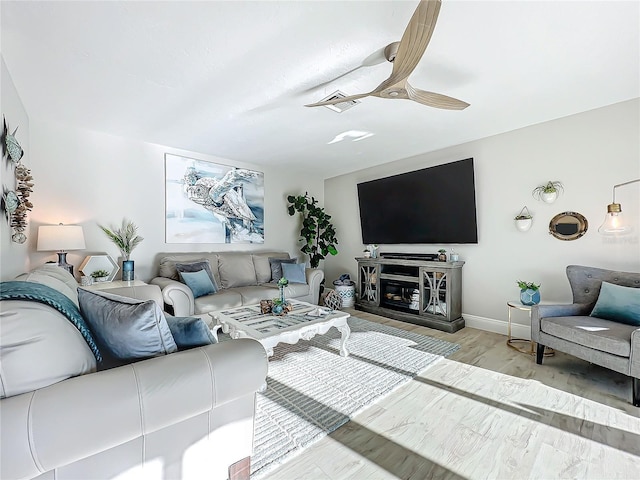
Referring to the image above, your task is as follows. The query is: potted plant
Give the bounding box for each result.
[517,280,541,306]
[362,248,371,258]
[532,181,563,203]
[437,249,447,262]
[91,269,110,283]
[98,218,143,281]
[514,206,533,232]
[287,193,338,268]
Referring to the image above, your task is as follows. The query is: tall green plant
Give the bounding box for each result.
[287,193,338,268]
[98,218,143,261]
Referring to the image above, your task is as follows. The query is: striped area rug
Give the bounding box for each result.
[251,316,460,478]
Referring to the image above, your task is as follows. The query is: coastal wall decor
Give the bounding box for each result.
[1,116,33,244]
[165,154,264,244]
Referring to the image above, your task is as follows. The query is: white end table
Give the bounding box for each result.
[82,280,147,291]
[507,300,554,356]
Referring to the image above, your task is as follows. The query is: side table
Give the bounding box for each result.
[81,280,147,291]
[507,301,554,356]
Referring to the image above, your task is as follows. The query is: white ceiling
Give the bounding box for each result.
[2,1,639,179]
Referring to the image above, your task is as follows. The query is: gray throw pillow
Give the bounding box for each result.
[78,288,178,365]
[166,316,217,350]
[269,257,297,283]
[175,260,219,292]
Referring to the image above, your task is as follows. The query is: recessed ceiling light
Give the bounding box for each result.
[328,130,375,145]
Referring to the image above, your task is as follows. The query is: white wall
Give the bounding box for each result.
[0,55,30,279]
[15,119,323,282]
[324,99,640,336]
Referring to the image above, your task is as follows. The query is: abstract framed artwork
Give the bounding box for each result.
[165,154,264,244]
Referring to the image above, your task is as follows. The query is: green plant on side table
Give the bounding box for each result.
[517,280,541,306]
[98,218,144,281]
[98,218,144,261]
[91,269,110,282]
[287,193,338,268]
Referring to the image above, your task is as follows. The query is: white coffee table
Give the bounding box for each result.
[209,300,351,357]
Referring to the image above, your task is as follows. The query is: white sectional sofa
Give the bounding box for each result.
[150,251,324,319]
[0,265,268,480]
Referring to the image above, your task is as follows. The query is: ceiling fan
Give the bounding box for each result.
[305,0,469,111]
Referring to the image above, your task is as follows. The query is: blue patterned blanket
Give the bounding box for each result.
[0,281,103,363]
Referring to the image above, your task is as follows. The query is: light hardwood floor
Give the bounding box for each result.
[262,309,640,479]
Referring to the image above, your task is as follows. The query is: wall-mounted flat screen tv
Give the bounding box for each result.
[357,158,478,244]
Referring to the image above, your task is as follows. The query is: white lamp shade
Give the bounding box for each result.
[37,225,86,251]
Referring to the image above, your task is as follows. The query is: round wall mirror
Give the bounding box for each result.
[549,212,588,241]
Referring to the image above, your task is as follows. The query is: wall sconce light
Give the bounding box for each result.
[598,179,640,235]
[37,224,86,274]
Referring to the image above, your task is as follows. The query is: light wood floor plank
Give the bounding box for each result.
[261,309,640,479]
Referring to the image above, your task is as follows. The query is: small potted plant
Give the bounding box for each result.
[532,181,563,204]
[514,206,533,232]
[517,280,541,306]
[91,269,110,283]
[437,249,447,262]
[98,218,143,281]
[362,248,371,258]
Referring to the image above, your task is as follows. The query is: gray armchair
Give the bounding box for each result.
[531,265,640,406]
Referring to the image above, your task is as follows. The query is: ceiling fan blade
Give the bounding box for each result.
[301,45,392,94]
[305,92,371,108]
[406,83,469,110]
[391,0,441,81]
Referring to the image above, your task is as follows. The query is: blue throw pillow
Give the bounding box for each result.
[179,269,216,298]
[175,260,218,292]
[78,288,178,367]
[166,316,217,350]
[282,262,307,284]
[269,257,296,283]
[590,281,640,326]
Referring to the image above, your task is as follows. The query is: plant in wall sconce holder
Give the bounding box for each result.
[514,206,533,232]
[517,280,541,306]
[532,181,564,204]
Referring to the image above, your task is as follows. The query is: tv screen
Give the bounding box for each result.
[357,158,478,244]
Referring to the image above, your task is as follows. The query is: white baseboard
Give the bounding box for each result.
[463,313,531,340]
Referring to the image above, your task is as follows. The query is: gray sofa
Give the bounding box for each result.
[150,251,324,320]
[1,265,268,480]
[531,265,640,406]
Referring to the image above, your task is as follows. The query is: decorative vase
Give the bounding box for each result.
[515,218,533,232]
[541,191,558,204]
[279,283,285,304]
[520,288,540,306]
[122,260,134,281]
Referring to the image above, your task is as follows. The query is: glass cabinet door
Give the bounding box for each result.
[358,262,379,305]
[422,269,448,317]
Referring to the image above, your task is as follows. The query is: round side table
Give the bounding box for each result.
[506,301,554,356]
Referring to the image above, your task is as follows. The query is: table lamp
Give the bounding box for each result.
[37,224,86,275]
